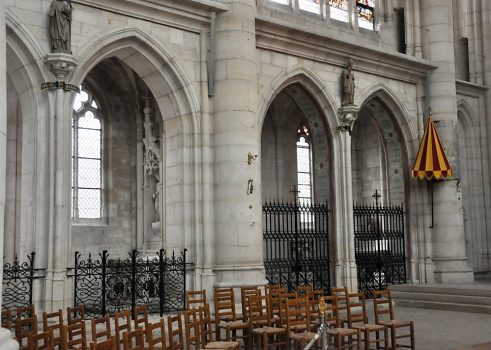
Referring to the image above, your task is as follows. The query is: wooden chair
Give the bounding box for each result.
[2,308,12,329]
[331,287,349,325]
[278,292,298,327]
[346,292,388,350]
[91,315,112,344]
[27,329,54,350]
[16,314,38,350]
[284,296,316,350]
[90,336,117,350]
[240,286,260,323]
[295,285,313,296]
[123,328,145,350]
[146,320,167,350]
[133,305,149,331]
[61,322,88,350]
[214,287,249,347]
[186,290,208,310]
[167,314,185,350]
[198,305,240,350]
[114,310,132,349]
[321,296,361,350]
[373,289,415,350]
[247,295,287,350]
[43,309,64,349]
[67,305,85,325]
[17,305,36,320]
[185,307,203,350]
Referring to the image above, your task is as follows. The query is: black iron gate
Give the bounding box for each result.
[263,200,330,291]
[69,249,186,317]
[353,191,407,296]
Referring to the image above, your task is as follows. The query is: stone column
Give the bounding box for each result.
[212,0,267,287]
[44,54,78,309]
[420,0,473,283]
[335,106,358,291]
[0,3,19,348]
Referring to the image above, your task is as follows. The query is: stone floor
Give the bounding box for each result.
[390,306,491,350]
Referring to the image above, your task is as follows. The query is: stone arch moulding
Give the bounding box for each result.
[356,83,416,163]
[72,26,200,130]
[456,99,478,139]
[257,65,340,138]
[6,9,54,264]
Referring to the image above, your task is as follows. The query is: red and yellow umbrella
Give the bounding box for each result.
[412,114,452,180]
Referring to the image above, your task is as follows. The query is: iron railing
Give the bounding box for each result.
[354,191,407,296]
[69,249,187,317]
[2,252,46,323]
[263,200,330,291]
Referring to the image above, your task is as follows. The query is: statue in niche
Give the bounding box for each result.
[152,173,161,222]
[341,58,355,106]
[49,0,73,53]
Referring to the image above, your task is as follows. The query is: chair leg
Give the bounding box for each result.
[375,330,380,350]
[391,326,396,350]
[410,323,415,350]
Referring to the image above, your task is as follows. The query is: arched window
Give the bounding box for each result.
[72,87,103,219]
[296,123,313,205]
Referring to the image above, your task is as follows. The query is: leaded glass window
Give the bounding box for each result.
[299,0,321,14]
[72,87,103,219]
[297,124,313,206]
[329,0,349,22]
[356,0,375,30]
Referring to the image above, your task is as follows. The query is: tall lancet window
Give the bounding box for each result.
[72,87,103,219]
[296,123,313,206]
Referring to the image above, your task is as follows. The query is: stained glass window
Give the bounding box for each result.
[299,0,321,14]
[297,124,313,206]
[72,87,103,219]
[356,0,375,30]
[329,0,349,22]
[269,0,289,5]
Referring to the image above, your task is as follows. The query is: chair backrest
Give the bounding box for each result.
[2,308,12,329]
[123,328,145,350]
[331,287,349,318]
[346,292,368,326]
[16,314,38,348]
[91,315,111,343]
[184,308,201,350]
[278,292,298,326]
[285,296,311,333]
[306,290,324,322]
[186,290,207,310]
[198,304,215,346]
[319,295,339,328]
[115,310,132,347]
[167,314,184,350]
[90,336,117,350]
[61,323,87,350]
[17,304,36,320]
[214,287,237,322]
[240,286,261,322]
[67,305,85,325]
[146,320,167,350]
[27,329,54,350]
[295,285,313,295]
[133,305,149,331]
[247,295,271,328]
[265,284,284,296]
[43,309,64,347]
[372,289,394,323]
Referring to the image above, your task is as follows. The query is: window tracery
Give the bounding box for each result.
[296,123,313,206]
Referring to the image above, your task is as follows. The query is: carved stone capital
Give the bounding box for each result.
[337,104,359,132]
[45,53,78,81]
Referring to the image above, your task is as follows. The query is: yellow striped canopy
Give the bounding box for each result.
[412,114,452,180]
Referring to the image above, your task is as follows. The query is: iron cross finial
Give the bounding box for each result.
[290,184,300,202]
[372,190,381,205]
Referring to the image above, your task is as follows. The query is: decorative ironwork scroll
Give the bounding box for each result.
[263,200,330,292]
[70,249,186,317]
[354,191,407,297]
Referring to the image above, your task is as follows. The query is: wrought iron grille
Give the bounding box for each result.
[70,249,186,317]
[354,191,407,296]
[2,252,45,324]
[263,200,330,291]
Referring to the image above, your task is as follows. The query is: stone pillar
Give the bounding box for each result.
[420,0,473,283]
[0,3,20,348]
[212,0,267,287]
[44,53,78,309]
[335,106,358,291]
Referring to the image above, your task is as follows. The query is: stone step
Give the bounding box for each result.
[394,299,491,314]
[391,284,491,298]
[392,291,491,306]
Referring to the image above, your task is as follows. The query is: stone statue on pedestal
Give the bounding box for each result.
[342,58,355,106]
[49,0,72,53]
